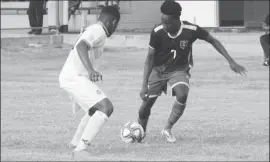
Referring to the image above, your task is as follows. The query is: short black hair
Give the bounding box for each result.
[100,6,120,21]
[160,0,182,19]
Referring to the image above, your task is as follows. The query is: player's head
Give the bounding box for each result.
[98,6,120,37]
[160,0,182,34]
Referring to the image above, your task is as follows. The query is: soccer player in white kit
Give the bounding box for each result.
[58,6,120,157]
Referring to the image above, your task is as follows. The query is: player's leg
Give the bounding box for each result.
[60,76,113,153]
[65,95,88,148]
[105,0,109,6]
[27,8,35,34]
[162,72,190,143]
[138,96,158,132]
[138,70,166,134]
[260,34,269,66]
[68,112,90,148]
[74,97,113,152]
[68,104,98,148]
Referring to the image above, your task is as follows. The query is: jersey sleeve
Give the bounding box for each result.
[194,25,209,40]
[80,29,104,48]
[149,30,159,49]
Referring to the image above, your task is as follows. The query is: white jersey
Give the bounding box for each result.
[59,22,108,79]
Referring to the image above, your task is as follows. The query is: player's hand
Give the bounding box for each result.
[88,70,102,82]
[229,62,247,75]
[140,85,149,100]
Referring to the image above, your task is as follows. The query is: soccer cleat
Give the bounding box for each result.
[71,150,91,160]
[161,129,177,143]
[143,132,147,139]
[139,132,147,142]
[67,141,78,149]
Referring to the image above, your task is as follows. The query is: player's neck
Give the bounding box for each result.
[169,24,181,37]
[97,21,110,37]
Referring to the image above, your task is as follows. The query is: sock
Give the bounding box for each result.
[138,117,149,132]
[164,101,186,130]
[137,98,157,132]
[74,110,108,152]
[71,98,81,114]
[70,113,90,146]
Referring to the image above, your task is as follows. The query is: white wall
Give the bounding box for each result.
[1,15,49,29]
[176,1,218,27]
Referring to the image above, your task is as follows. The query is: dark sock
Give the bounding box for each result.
[138,117,148,132]
[164,101,186,130]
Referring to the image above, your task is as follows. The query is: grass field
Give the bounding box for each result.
[1,34,269,161]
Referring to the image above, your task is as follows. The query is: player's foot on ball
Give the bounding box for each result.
[143,132,147,139]
[140,132,147,142]
[161,129,176,143]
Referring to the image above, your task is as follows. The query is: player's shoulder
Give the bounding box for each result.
[85,24,105,35]
[82,24,106,40]
[182,21,198,31]
[151,24,164,34]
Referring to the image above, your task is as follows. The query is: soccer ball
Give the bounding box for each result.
[120,122,145,143]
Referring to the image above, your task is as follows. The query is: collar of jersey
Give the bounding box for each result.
[167,21,183,39]
[97,21,109,37]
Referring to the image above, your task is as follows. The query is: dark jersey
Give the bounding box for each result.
[149,21,209,73]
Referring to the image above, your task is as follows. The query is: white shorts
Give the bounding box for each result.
[59,75,107,114]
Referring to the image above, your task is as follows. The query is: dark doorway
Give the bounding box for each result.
[219,1,244,27]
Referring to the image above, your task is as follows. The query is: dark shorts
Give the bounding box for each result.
[147,69,190,97]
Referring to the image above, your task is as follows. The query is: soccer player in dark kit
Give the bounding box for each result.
[137,0,247,143]
[260,13,269,66]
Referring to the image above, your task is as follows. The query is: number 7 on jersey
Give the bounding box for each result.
[171,49,176,59]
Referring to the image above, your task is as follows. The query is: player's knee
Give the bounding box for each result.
[92,98,114,117]
[173,86,189,105]
[176,93,188,105]
[102,99,114,116]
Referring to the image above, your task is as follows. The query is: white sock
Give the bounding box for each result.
[74,110,108,152]
[70,113,90,146]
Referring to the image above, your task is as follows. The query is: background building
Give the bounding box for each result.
[1,0,269,32]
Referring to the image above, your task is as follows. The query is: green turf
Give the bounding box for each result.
[1,35,269,161]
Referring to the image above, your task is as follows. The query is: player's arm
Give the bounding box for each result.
[140,47,155,100]
[140,30,158,100]
[196,26,247,75]
[204,34,236,64]
[76,40,94,72]
[205,34,247,75]
[142,47,155,88]
[76,40,102,82]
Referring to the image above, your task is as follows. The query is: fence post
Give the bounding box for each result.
[62,0,69,33]
[56,0,60,35]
